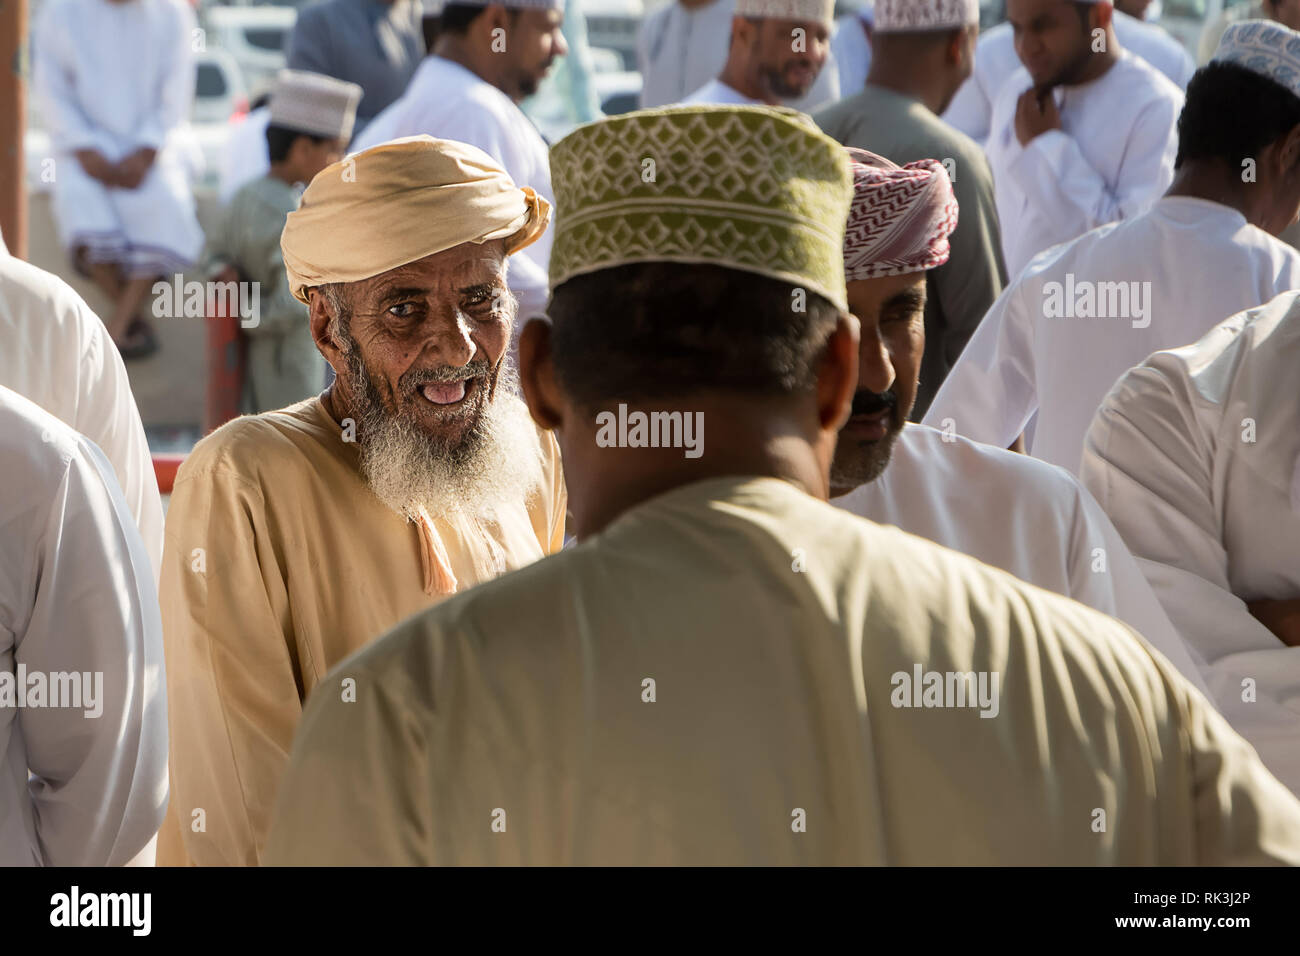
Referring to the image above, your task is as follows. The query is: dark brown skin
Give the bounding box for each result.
[517,310,862,541]
[1006,0,1119,140]
[309,241,513,445]
[719,16,832,104]
[865,25,978,116]
[1249,599,1300,648]
[434,5,567,103]
[75,146,156,189]
[830,273,922,498]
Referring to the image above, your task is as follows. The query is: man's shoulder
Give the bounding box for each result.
[895,424,1085,509]
[817,88,985,164]
[229,176,298,222]
[0,255,101,365]
[1113,51,1184,108]
[174,399,338,492]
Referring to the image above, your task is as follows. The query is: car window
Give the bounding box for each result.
[196,62,229,99]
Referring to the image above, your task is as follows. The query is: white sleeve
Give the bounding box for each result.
[135,2,196,150]
[32,1,107,154]
[22,438,168,866]
[1082,364,1300,796]
[1005,98,1177,240]
[921,277,1036,448]
[1064,476,1214,698]
[71,297,164,583]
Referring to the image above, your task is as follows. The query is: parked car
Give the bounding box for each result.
[1161,0,1256,60]
[200,5,297,100]
[584,0,645,71]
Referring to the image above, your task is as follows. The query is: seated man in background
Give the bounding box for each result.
[32,0,204,359]
[266,105,1300,866]
[0,385,167,866]
[159,137,567,866]
[203,71,362,414]
[830,148,1206,696]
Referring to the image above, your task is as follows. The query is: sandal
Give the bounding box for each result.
[113,318,160,361]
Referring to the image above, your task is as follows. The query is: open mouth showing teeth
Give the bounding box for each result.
[418,378,474,406]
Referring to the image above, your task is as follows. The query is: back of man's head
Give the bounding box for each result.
[548,263,840,409]
[1177,63,1300,171]
[522,105,859,533]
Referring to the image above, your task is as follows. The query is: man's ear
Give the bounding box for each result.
[1092,1,1113,32]
[308,290,349,379]
[1278,122,1300,175]
[730,14,754,49]
[484,3,514,36]
[816,312,861,433]
[518,316,564,431]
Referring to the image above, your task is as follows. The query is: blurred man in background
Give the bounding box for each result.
[681,0,834,106]
[352,1,567,322]
[640,0,840,109]
[926,24,1300,475]
[286,0,426,135]
[984,0,1182,276]
[33,0,204,360]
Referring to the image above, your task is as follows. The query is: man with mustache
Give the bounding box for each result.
[815,0,1006,419]
[156,137,567,866]
[829,148,1207,694]
[265,107,1300,866]
[351,1,568,321]
[986,0,1183,276]
[680,0,833,106]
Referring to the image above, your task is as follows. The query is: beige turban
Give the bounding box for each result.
[281,135,551,304]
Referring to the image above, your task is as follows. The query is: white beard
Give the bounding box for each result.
[354,362,546,523]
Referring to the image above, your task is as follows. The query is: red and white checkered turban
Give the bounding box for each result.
[842,148,959,281]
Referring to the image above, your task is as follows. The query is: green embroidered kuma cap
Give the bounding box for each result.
[548,105,854,314]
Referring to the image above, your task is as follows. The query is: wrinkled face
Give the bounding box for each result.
[1007,0,1095,88]
[831,272,926,490]
[331,241,513,448]
[752,17,831,100]
[504,8,568,100]
[315,241,556,519]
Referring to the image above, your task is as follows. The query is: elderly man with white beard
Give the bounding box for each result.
[156,136,568,866]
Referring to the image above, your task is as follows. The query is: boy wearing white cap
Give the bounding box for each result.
[202,71,363,414]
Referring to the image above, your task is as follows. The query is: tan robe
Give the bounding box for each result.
[265,477,1300,865]
[157,396,567,865]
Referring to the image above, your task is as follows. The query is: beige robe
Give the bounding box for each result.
[265,476,1300,865]
[158,396,567,865]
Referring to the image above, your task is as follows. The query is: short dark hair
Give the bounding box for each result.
[265,123,330,163]
[547,262,841,411]
[1176,61,1300,169]
[438,2,519,34]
